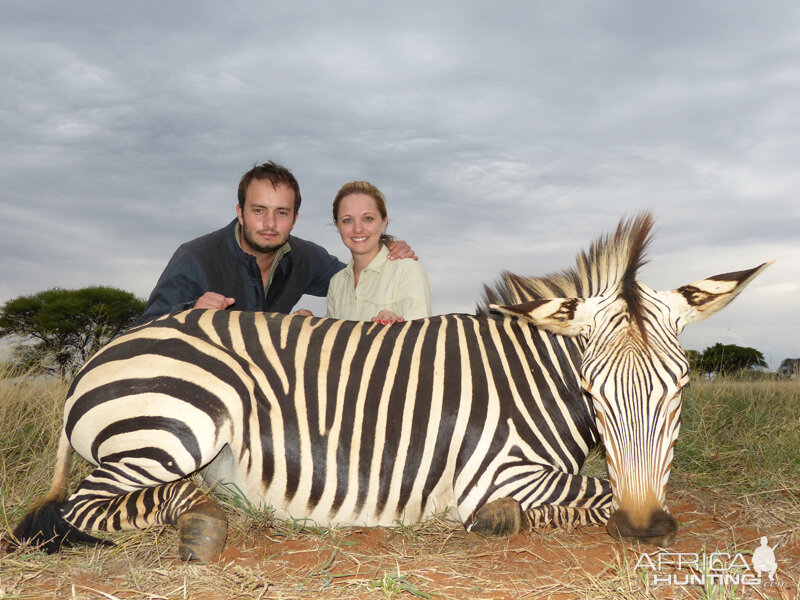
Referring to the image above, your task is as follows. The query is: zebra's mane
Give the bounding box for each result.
[477,212,655,334]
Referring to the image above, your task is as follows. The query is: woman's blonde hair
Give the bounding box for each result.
[333,181,395,246]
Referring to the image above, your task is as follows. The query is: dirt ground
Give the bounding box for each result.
[2,485,798,599]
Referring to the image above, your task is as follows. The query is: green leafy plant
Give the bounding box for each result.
[0,286,145,376]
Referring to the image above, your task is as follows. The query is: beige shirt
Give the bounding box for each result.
[326,245,432,321]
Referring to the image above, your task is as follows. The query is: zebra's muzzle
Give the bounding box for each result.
[605,508,677,547]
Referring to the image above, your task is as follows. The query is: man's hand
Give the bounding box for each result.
[194,292,235,310]
[372,310,403,325]
[293,309,314,317]
[386,240,417,261]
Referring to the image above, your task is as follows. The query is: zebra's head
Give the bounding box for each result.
[488,213,772,546]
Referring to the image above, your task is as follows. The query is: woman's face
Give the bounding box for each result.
[336,193,387,259]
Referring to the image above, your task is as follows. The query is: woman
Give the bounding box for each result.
[326,181,431,323]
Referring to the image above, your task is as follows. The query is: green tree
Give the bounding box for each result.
[0,286,145,376]
[698,342,768,376]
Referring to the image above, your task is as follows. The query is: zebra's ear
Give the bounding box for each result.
[490,297,598,336]
[662,260,774,332]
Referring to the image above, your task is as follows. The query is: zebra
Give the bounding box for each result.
[8,213,770,561]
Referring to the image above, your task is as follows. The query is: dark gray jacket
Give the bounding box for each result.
[137,219,345,325]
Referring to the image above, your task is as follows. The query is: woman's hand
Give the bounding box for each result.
[293,309,314,317]
[372,310,403,325]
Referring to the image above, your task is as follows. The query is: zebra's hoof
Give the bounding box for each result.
[177,507,228,562]
[467,497,523,537]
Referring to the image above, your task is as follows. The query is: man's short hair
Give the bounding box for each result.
[238,161,302,214]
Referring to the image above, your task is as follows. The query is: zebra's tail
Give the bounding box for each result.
[45,428,72,504]
[8,500,114,554]
[6,429,113,553]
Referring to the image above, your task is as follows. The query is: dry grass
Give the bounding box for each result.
[1,365,799,599]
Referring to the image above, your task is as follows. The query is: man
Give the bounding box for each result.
[137,161,414,325]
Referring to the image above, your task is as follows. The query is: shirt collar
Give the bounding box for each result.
[364,244,390,271]
[233,221,291,293]
[345,244,390,278]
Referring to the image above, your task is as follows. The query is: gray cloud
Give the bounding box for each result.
[1,0,798,367]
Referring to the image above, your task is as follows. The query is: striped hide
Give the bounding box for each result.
[9,212,771,559]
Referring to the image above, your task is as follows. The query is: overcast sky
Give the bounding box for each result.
[2,1,798,368]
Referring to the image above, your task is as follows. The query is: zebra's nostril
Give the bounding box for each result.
[606,509,677,546]
[650,510,677,536]
[606,509,632,540]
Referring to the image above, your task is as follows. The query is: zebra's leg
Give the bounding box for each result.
[520,503,610,530]
[175,494,228,562]
[466,498,611,536]
[60,467,228,562]
[465,497,524,536]
[465,470,612,536]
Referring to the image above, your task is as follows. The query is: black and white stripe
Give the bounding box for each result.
[11,212,769,555]
[59,306,609,530]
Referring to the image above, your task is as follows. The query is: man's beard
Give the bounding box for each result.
[242,225,287,255]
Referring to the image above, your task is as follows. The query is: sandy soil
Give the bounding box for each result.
[2,487,798,599]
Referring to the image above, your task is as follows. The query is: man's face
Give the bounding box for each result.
[236,179,297,256]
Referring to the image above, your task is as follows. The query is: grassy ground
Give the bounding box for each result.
[1,365,798,599]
